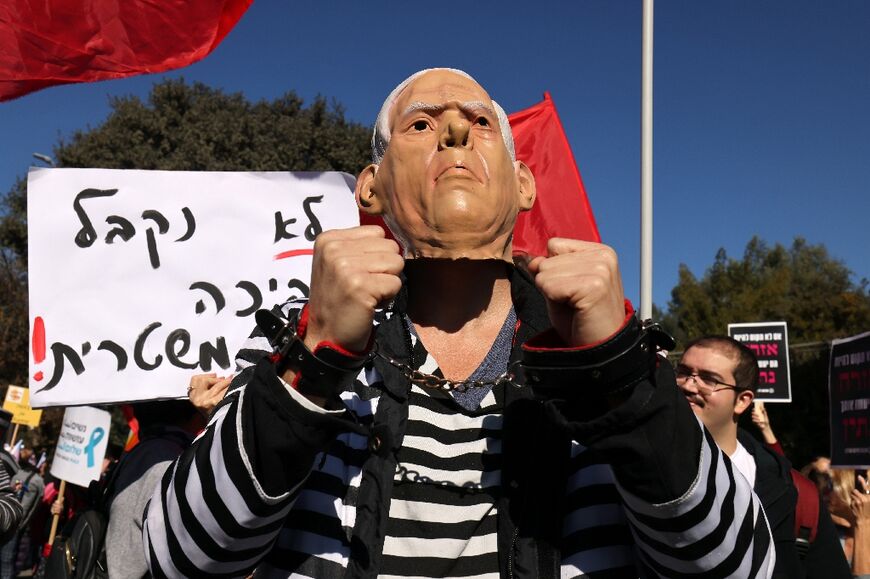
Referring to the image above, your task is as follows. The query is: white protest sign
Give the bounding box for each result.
[50,406,112,488]
[28,169,359,407]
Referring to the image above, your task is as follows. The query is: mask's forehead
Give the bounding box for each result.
[388,70,493,132]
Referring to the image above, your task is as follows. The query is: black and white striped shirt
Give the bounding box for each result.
[0,452,23,542]
[144,276,774,578]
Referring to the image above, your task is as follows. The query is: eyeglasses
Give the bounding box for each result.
[674,365,744,394]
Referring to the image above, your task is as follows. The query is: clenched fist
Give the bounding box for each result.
[304,226,404,353]
[527,239,626,347]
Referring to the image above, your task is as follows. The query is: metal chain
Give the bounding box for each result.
[371,350,518,393]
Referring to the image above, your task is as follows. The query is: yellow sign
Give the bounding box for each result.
[3,386,43,427]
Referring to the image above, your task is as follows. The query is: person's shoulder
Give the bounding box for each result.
[737,428,792,480]
[12,467,43,485]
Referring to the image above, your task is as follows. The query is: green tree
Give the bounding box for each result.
[0,78,372,449]
[663,236,870,467]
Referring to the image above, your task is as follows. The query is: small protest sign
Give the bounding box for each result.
[27,169,359,407]
[728,321,792,402]
[50,406,112,488]
[829,331,870,468]
[2,385,43,427]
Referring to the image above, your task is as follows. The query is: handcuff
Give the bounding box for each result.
[521,318,676,397]
[255,308,367,400]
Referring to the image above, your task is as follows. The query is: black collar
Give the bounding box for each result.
[371,263,552,399]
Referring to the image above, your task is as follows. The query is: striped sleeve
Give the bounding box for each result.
[143,301,357,578]
[558,360,776,578]
[615,424,774,578]
[0,465,23,541]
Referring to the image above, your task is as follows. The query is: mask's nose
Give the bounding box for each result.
[439,115,471,150]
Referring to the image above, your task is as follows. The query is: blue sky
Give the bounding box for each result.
[2,0,868,313]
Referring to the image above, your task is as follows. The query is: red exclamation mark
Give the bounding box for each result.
[32,316,46,382]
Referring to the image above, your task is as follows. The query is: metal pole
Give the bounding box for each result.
[640,0,654,320]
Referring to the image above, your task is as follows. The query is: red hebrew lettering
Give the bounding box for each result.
[839,372,851,393]
[848,417,858,442]
[758,370,776,384]
[765,343,778,357]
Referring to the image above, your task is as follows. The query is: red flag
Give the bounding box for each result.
[121,404,139,450]
[359,92,599,255]
[0,0,252,102]
[508,92,600,256]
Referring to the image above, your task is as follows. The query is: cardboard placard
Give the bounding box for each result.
[2,386,43,427]
[728,321,792,402]
[829,331,870,468]
[50,406,112,488]
[27,169,359,407]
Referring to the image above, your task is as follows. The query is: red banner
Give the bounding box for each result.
[0,0,252,102]
[508,92,600,256]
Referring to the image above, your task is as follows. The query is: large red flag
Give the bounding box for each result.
[0,0,252,102]
[360,92,599,255]
[508,92,600,256]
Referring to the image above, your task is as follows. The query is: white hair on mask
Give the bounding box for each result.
[371,68,516,164]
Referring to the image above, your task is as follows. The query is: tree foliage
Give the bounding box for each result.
[662,236,870,468]
[664,236,870,345]
[0,78,372,451]
[56,79,371,175]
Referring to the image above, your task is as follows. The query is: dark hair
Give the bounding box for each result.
[132,399,198,430]
[683,335,759,391]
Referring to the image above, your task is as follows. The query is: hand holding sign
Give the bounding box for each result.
[188,373,231,416]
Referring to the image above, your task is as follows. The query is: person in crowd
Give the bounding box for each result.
[677,335,850,578]
[144,67,775,578]
[105,398,207,578]
[0,409,23,575]
[0,447,45,579]
[828,468,870,577]
[803,456,833,478]
[751,400,787,455]
[0,474,22,563]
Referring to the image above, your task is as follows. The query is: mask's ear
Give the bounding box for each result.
[515,160,536,212]
[356,164,384,215]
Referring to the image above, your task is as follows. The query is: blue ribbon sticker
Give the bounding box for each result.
[84,427,105,468]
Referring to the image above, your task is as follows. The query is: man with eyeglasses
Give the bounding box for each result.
[677,335,850,579]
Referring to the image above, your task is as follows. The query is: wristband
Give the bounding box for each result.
[255,308,367,399]
[521,319,676,397]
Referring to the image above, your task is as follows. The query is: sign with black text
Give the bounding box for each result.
[829,331,870,468]
[728,321,791,402]
[28,168,359,407]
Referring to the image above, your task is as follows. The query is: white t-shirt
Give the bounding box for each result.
[729,441,757,488]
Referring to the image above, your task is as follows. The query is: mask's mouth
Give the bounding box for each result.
[434,155,484,184]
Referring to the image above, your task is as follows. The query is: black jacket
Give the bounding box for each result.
[737,429,850,579]
[144,267,776,578]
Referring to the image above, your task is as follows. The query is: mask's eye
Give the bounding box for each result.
[476,117,490,127]
[412,120,429,131]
